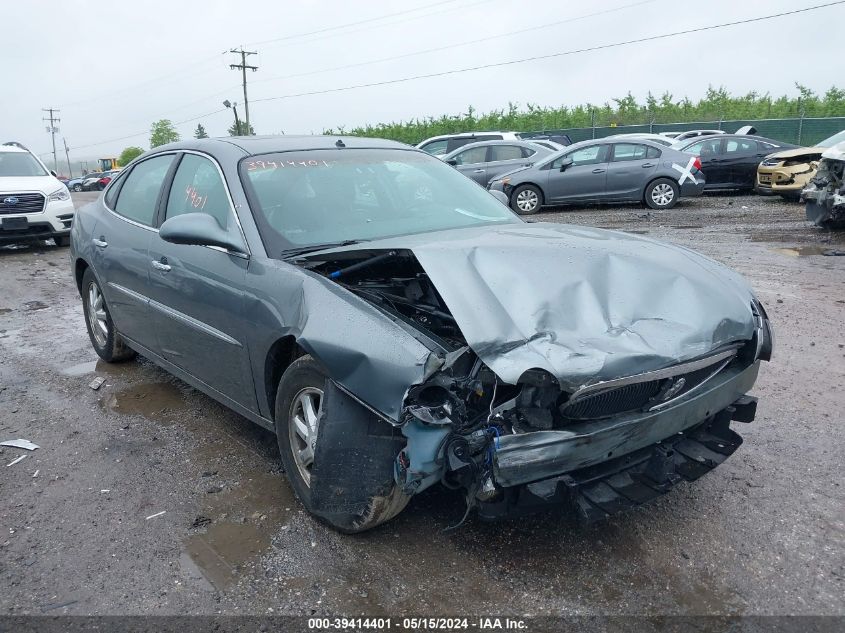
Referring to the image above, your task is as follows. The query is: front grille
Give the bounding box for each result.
[559,352,735,421]
[0,193,45,215]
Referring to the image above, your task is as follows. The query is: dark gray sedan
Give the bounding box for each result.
[488,138,706,214]
[70,136,771,532]
[442,140,556,186]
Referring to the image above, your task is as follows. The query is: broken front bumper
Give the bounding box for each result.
[480,360,759,521]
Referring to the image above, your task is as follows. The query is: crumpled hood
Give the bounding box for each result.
[765,146,825,161]
[402,223,757,390]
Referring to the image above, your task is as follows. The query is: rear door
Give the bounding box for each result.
[683,137,727,187]
[544,144,610,202]
[451,145,490,186]
[487,144,535,183]
[92,153,176,352]
[722,138,766,188]
[146,152,256,410]
[605,143,659,200]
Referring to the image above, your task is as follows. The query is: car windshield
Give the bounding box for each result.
[819,130,845,147]
[241,148,520,254]
[0,151,48,177]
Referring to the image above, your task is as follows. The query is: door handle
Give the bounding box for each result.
[151,259,171,272]
[92,237,108,248]
[641,163,655,168]
[592,168,606,174]
[473,169,485,173]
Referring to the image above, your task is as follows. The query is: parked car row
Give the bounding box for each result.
[424,126,844,220]
[66,169,121,192]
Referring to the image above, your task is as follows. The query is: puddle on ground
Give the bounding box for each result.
[182,469,295,591]
[770,245,838,257]
[61,358,135,377]
[99,380,188,422]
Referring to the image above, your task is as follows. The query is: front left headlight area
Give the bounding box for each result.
[751,298,774,362]
[47,187,71,203]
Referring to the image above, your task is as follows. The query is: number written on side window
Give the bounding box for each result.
[166,154,232,230]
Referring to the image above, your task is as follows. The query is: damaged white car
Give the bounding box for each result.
[70,137,773,532]
[803,141,845,228]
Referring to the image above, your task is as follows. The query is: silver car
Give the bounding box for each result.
[442,140,555,186]
[488,138,706,214]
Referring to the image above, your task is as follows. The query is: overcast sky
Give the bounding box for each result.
[4,0,842,166]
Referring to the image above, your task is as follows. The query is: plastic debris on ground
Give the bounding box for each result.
[0,439,40,451]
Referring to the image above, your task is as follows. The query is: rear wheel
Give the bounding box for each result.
[81,268,136,362]
[72,184,82,192]
[645,178,679,209]
[275,356,409,532]
[510,184,543,215]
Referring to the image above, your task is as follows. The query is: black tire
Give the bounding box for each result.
[54,235,70,247]
[644,178,680,210]
[72,184,82,192]
[274,355,409,533]
[510,184,543,215]
[81,268,136,363]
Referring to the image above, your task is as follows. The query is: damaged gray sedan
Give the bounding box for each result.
[70,136,773,532]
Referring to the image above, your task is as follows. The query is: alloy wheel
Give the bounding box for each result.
[288,386,323,487]
[516,189,539,212]
[86,282,108,348]
[651,183,675,207]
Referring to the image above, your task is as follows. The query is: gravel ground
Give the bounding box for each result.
[0,191,842,616]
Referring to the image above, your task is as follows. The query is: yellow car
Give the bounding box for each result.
[757,130,845,199]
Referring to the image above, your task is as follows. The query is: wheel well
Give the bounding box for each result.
[264,336,308,420]
[643,176,677,199]
[74,258,89,295]
[510,182,544,203]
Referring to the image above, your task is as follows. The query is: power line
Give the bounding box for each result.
[230,48,258,134]
[251,1,845,106]
[252,0,655,86]
[68,108,228,152]
[247,0,461,46]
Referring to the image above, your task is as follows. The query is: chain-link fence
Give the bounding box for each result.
[521,117,845,147]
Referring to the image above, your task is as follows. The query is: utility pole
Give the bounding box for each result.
[42,108,61,171]
[229,48,258,134]
[63,138,73,178]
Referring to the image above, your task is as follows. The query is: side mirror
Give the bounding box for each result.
[489,190,509,206]
[50,170,58,177]
[559,157,573,171]
[446,159,458,166]
[159,213,247,255]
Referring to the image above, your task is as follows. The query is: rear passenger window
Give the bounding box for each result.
[646,146,662,159]
[612,144,648,162]
[113,155,175,226]
[165,154,232,230]
[104,171,125,208]
[452,146,487,165]
[490,145,524,161]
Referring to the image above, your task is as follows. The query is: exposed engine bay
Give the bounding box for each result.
[803,144,845,227]
[300,245,771,522]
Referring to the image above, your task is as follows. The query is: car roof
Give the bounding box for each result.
[0,144,28,153]
[418,131,519,144]
[151,135,412,158]
[442,139,546,156]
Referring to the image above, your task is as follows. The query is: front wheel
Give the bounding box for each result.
[510,184,543,215]
[275,355,409,533]
[72,184,82,192]
[81,268,136,362]
[645,178,679,209]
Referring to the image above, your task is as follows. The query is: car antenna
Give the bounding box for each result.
[335,139,346,148]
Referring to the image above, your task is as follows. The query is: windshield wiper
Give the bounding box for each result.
[280,239,365,259]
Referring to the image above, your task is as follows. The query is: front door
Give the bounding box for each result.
[147,152,257,411]
[544,144,610,202]
[451,145,490,186]
[92,153,177,352]
[723,137,766,188]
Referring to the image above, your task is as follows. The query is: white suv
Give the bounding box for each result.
[0,143,74,246]
[416,131,523,156]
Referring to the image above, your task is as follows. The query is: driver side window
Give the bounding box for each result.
[551,145,609,168]
[685,138,723,157]
[165,154,234,231]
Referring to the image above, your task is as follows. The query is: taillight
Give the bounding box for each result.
[693,157,702,172]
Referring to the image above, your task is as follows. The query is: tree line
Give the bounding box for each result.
[323,84,845,144]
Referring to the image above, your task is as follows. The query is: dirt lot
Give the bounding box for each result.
[1,191,843,616]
